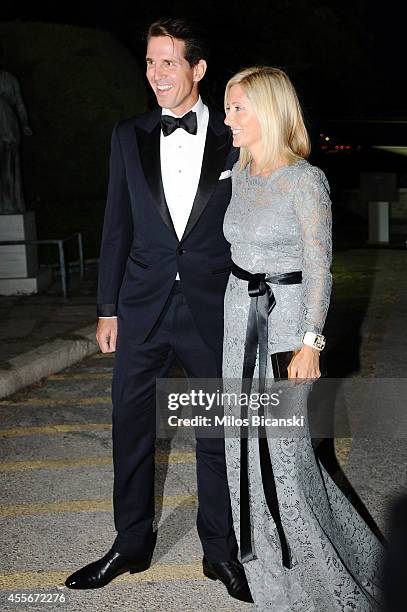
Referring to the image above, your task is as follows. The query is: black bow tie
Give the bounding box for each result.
[161,111,197,137]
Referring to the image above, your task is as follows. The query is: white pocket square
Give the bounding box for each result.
[219,169,232,180]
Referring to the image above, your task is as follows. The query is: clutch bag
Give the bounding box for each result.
[270,350,298,380]
[270,349,327,380]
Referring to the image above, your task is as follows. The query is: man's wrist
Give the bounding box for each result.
[97,303,117,317]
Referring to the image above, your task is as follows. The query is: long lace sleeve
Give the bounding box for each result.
[293,166,332,335]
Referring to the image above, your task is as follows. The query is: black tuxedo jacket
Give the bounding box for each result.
[97,104,238,350]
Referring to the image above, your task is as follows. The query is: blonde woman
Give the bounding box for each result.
[221,67,383,610]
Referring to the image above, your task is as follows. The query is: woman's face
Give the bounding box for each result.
[224,84,262,151]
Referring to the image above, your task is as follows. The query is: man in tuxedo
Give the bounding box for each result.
[65,18,252,603]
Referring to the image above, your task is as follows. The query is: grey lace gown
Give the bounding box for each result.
[222,159,384,611]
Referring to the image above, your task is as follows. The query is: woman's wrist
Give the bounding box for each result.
[300,344,320,356]
[302,331,326,351]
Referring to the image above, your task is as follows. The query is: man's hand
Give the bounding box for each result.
[96,318,118,353]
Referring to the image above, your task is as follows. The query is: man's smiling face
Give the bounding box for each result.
[146,35,205,116]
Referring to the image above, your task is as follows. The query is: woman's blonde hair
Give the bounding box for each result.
[224,66,310,172]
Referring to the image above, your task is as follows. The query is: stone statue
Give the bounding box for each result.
[0,55,33,214]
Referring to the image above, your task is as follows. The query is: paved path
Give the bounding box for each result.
[0,248,406,611]
[0,354,248,611]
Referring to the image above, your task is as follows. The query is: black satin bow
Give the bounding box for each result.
[231,263,303,570]
[160,111,197,137]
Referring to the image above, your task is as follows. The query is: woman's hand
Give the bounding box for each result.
[287,345,321,381]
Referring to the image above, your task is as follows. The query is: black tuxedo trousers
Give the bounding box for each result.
[111,284,238,562]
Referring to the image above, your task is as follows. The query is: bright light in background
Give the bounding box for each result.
[372,146,407,157]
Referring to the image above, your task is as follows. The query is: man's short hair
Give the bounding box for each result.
[147,18,210,67]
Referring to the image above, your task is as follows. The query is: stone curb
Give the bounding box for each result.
[0,325,99,399]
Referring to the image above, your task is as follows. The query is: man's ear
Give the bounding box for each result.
[193,59,207,83]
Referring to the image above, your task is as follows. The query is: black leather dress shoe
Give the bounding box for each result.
[202,557,253,603]
[65,549,152,589]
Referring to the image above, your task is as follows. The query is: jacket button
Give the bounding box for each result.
[177,248,187,255]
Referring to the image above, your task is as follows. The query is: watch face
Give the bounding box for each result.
[314,336,326,350]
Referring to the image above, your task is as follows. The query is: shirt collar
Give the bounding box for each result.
[162,96,205,124]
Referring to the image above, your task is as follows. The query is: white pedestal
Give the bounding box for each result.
[368,201,390,244]
[0,269,52,295]
[0,212,52,295]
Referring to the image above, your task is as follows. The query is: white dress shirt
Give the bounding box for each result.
[99,97,208,317]
[160,96,208,241]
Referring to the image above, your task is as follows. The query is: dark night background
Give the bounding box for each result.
[3,0,406,115]
[1,0,406,257]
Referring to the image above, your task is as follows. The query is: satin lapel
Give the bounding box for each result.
[134,122,177,237]
[181,124,230,242]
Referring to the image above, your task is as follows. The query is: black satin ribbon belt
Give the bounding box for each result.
[231,262,302,568]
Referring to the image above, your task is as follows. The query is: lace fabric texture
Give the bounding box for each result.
[222,160,384,611]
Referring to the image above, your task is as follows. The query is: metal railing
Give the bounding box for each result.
[0,232,84,299]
